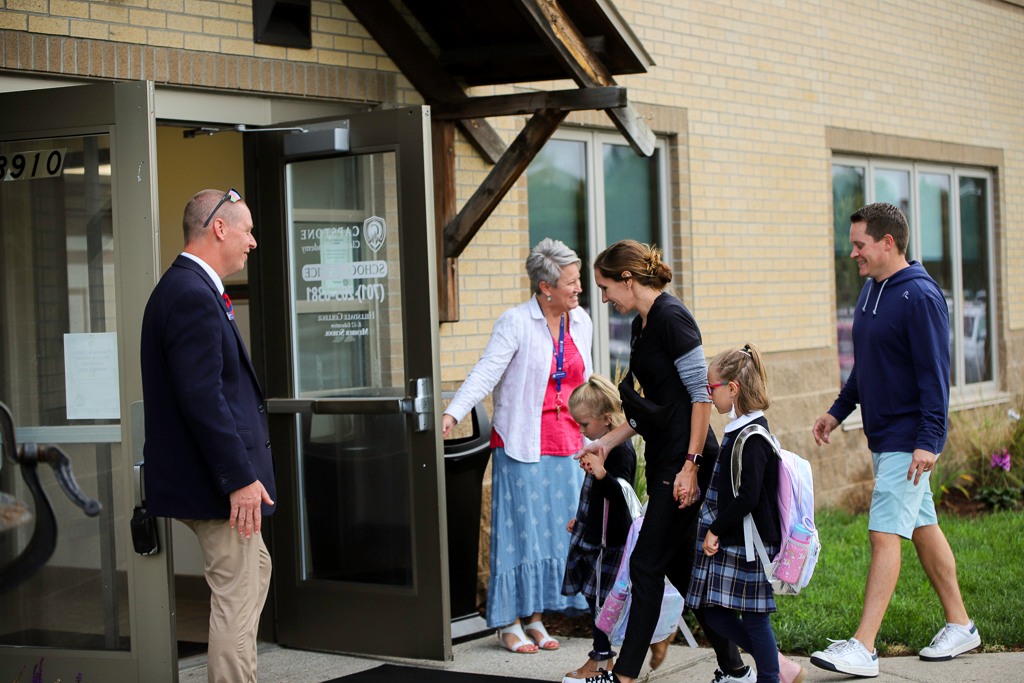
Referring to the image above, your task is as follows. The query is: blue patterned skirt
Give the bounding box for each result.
[486,447,589,627]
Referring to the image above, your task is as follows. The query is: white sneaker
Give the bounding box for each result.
[711,666,756,683]
[810,637,879,677]
[919,621,981,661]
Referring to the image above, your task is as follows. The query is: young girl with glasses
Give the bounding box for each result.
[685,343,805,683]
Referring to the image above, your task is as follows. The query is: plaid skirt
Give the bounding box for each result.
[686,456,778,613]
[562,474,626,601]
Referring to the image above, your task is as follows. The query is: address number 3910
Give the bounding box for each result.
[0,149,67,182]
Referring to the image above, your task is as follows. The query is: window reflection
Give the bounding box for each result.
[832,164,865,384]
[527,135,664,376]
[832,159,994,390]
[959,177,992,383]
[0,134,129,651]
[285,152,412,587]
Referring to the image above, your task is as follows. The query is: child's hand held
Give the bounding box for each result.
[702,530,719,556]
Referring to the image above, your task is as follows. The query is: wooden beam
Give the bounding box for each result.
[432,120,459,322]
[342,0,506,164]
[438,37,608,66]
[511,0,655,156]
[444,109,568,259]
[430,86,627,121]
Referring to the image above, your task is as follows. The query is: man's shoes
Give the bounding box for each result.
[711,666,756,682]
[581,669,617,683]
[919,621,982,661]
[810,637,879,677]
[778,653,807,683]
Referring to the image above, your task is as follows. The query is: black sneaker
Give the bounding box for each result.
[711,666,755,683]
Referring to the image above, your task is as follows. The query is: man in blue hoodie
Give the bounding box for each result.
[808,202,980,678]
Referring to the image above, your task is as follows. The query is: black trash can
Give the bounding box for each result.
[443,397,491,639]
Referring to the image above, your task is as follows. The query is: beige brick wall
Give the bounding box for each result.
[441,0,1024,506]
[0,0,417,101]
[606,0,1024,348]
[438,101,530,385]
[5,0,1023,506]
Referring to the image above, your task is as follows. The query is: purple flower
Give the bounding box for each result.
[990,448,1011,472]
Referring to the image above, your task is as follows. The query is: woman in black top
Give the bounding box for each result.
[578,240,749,683]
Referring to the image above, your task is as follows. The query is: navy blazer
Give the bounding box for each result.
[141,255,276,520]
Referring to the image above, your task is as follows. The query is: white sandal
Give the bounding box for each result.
[523,620,560,650]
[497,623,538,653]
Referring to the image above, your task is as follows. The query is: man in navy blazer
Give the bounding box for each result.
[141,188,275,683]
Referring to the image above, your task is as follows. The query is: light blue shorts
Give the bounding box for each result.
[868,451,938,539]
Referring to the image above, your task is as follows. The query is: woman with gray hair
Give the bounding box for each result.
[443,238,593,654]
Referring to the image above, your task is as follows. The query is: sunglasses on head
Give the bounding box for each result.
[202,188,242,228]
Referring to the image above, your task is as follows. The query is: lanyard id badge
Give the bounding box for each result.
[552,314,566,417]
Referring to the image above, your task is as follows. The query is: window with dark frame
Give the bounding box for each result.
[831,158,994,390]
[527,131,667,377]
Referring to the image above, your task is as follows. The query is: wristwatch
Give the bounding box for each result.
[685,452,703,467]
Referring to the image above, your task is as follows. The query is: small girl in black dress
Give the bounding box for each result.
[561,374,637,682]
[686,343,787,683]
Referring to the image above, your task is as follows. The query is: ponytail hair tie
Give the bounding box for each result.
[741,344,753,357]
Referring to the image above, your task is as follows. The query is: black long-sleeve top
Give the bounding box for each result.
[708,414,780,546]
[579,439,638,547]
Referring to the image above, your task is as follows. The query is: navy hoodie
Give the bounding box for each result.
[828,261,950,455]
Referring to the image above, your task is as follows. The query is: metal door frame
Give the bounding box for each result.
[0,81,174,682]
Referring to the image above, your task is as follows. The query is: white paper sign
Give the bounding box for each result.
[64,332,120,419]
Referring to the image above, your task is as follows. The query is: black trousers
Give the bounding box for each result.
[585,595,615,659]
[614,478,745,678]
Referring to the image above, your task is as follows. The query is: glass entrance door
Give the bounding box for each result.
[0,131,125,648]
[251,107,449,660]
[287,151,415,588]
[0,83,173,682]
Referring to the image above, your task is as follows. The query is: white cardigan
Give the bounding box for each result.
[444,297,593,463]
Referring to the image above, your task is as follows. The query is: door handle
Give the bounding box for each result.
[266,397,407,414]
[408,377,431,433]
[265,378,432,432]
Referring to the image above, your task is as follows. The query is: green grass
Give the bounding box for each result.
[769,508,1024,656]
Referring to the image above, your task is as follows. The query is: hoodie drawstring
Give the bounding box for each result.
[860,278,889,316]
[872,279,888,315]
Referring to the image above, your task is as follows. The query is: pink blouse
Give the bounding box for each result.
[490,327,585,457]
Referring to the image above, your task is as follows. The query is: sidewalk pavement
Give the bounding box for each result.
[179,633,1023,682]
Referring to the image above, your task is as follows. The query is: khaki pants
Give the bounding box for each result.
[182,519,272,683]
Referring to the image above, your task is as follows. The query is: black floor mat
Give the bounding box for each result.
[321,663,551,683]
